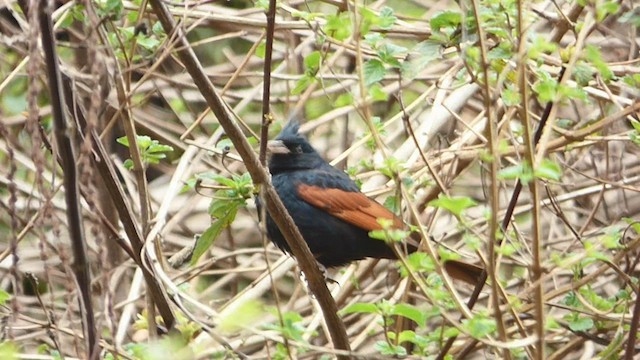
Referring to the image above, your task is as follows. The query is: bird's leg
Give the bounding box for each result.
[297,262,340,290]
[317,262,339,285]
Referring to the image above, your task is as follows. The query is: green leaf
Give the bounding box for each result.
[378,7,397,29]
[211,175,238,188]
[359,6,377,35]
[190,211,236,265]
[400,252,435,276]
[123,159,134,170]
[619,7,640,27]
[334,93,353,107]
[97,0,123,17]
[363,59,386,85]
[573,62,595,86]
[324,13,352,41]
[264,311,311,343]
[462,313,497,338]
[596,0,619,22]
[0,289,10,306]
[498,162,533,184]
[533,72,558,103]
[558,84,588,102]
[364,33,384,48]
[528,36,557,60]
[255,40,266,59]
[340,302,379,315]
[584,45,614,82]
[378,43,406,68]
[534,158,562,181]
[567,316,594,332]
[501,85,521,107]
[430,11,461,32]
[392,303,427,327]
[368,84,388,101]
[136,34,160,51]
[429,194,477,218]
[0,342,18,360]
[218,300,265,334]
[292,75,314,95]
[375,341,407,356]
[402,41,441,79]
[304,51,321,75]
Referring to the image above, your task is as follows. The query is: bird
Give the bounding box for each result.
[263,120,483,283]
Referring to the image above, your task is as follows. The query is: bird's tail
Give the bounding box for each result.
[443,259,485,285]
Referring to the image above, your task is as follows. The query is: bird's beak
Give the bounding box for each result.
[267,140,290,154]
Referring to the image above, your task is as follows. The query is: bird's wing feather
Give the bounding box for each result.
[296,184,404,231]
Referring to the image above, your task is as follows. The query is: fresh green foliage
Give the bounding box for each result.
[264,311,314,358]
[566,315,594,332]
[60,4,86,28]
[219,300,265,334]
[369,218,411,243]
[116,135,174,170]
[95,0,123,18]
[293,51,322,94]
[191,173,253,264]
[324,12,352,41]
[0,289,9,306]
[583,45,614,82]
[363,59,386,85]
[498,158,562,184]
[462,312,497,339]
[429,194,477,219]
[629,118,640,146]
[0,342,18,360]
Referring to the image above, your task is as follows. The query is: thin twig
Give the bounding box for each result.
[37,1,98,357]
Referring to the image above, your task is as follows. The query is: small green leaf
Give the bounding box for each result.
[0,342,18,360]
[498,162,533,183]
[596,0,619,22]
[364,33,384,48]
[219,300,264,334]
[368,84,388,101]
[534,158,562,181]
[0,289,10,306]
[568,316,594,332]
[375,341,407,356]
[363,59,386,85]
[462,313,497,339]
[304,51,321,74]
[123,159,134,170]
[378,7,397,29]
[292,75,314,95]
[340,302,379,315]
[429,194,477,218]
[501,85,521,107]
[533,73,558,103]
[584,45,614,82]
[334,93,353,107]
[430,11,461,32]
[392,303,427,327]
[255,40,266,59]
[136,34,160,51]
[324,13,352,41]
[191,211,236,265]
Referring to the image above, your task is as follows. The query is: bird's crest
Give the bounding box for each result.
[276,119,302,141]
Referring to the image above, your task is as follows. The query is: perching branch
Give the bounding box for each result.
[148,1,352,356]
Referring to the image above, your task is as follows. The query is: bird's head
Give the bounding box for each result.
[267,120,326,173]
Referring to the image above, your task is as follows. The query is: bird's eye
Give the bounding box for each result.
[293,145,303,153]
